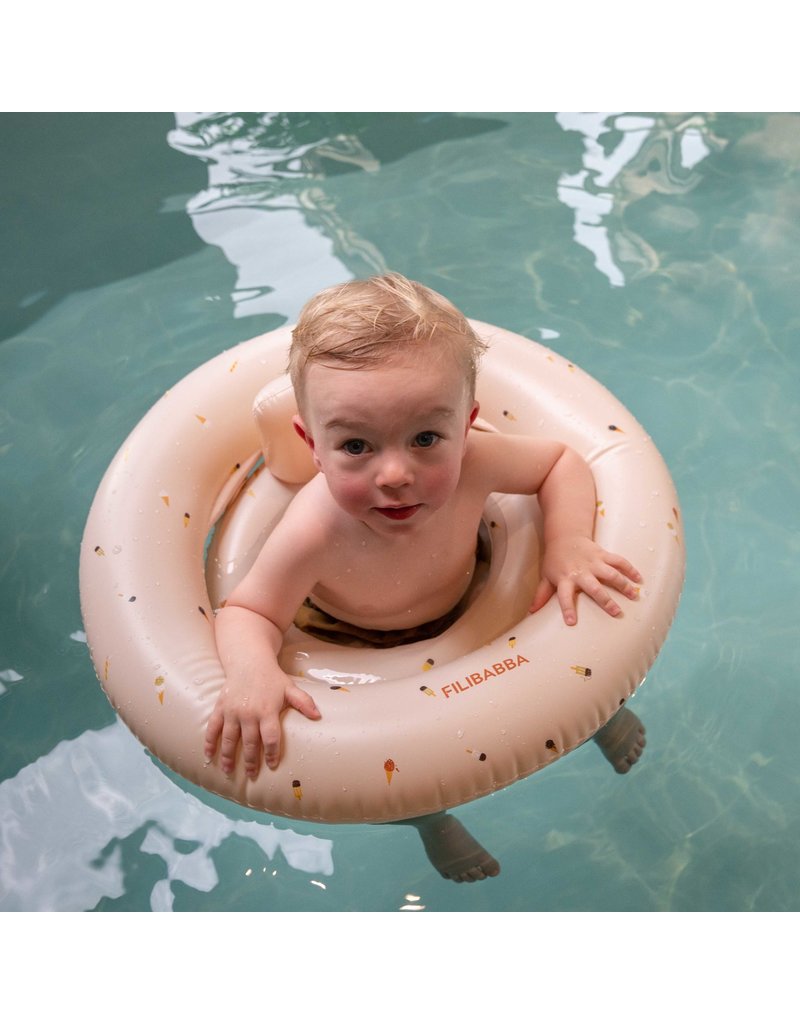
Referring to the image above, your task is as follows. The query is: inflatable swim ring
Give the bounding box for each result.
[79,321,684,824]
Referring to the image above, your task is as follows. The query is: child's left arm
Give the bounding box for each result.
[530,444,641,625]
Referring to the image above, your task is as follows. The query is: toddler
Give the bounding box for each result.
[205,273,646,882]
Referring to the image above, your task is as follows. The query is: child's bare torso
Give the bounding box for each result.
[240,430,560,636]
[301,469,490,631]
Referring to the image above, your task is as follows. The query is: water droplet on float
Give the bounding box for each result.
[456,729,464,739]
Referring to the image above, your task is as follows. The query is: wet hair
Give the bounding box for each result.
[288,273,487,407]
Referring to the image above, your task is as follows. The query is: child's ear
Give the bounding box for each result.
[292,415,323,470]
[292,414,314,450]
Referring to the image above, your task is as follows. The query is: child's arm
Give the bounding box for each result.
[205,602,320,778]
[471,433,641,625]
[204,492,328,778]
[530,445,641,625]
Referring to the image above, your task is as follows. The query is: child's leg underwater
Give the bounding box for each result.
[396,811,500,883]
[391,706,644,883]
[592,706,646,773]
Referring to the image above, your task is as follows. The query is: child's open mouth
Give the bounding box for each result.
[374,504,421,521]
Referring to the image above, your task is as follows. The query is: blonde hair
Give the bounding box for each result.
[288,273,486,406]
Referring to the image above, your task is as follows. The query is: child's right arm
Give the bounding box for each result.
[204,486,329,778]
[205,603,320,778]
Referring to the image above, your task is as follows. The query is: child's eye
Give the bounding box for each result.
[342,438,369,456]
[414,432,439,449]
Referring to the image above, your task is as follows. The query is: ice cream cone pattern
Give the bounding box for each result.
[384,758,398,784]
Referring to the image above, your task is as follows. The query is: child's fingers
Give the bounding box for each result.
[600,569,639,600]
[593,586,622,617]
[597,560,641,600]
[260,716,283,770]
[556,579,579,626]
[603,551,642,583]
[579,570,625,617]
[529,578,555,615]
[218,719,243,775]
[204,708,223,759]
[240,719,264,779]
[563,572,622,621]
[286,682,321,721]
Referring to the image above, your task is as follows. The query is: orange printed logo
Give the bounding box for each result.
[441,654,530,698]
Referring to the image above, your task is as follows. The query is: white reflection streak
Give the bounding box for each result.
[168,113,384,322]
[555,113,717,288]
[557,169,623,286]
[556,113,654,287]
[680,127,711,170]
[0,720,333,912]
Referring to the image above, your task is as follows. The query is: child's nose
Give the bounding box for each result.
[375,451,412,489]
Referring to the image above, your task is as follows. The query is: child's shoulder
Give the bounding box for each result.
[461,429,516,493]
[249,475,342,581]
[464,428,565,495]
[281,473,340,540]
[464,427,540,466]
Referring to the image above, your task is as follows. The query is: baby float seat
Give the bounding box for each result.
[80,323,684,823]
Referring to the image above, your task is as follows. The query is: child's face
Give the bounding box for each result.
[294,349,479,532]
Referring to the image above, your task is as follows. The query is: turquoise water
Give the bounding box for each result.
[1,112,798,912]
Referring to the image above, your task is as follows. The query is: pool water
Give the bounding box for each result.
[2,112,798,912]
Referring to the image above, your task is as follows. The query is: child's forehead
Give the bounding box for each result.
[304,351,470,422]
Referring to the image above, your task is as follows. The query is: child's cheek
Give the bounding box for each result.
[423,461,461,505]
[328,474,372,516]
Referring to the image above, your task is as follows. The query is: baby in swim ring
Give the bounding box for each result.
[205,273,647,882]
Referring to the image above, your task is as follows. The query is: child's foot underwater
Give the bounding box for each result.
[593,706,646,773]
[405,812,500,883]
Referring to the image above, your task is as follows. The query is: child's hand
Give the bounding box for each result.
[530,536,642,626]
[204,669,320,779]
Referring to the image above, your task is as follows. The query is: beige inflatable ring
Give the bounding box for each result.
[79,321,684,823]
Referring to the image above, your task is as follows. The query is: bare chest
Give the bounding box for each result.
[311,507,484,630]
